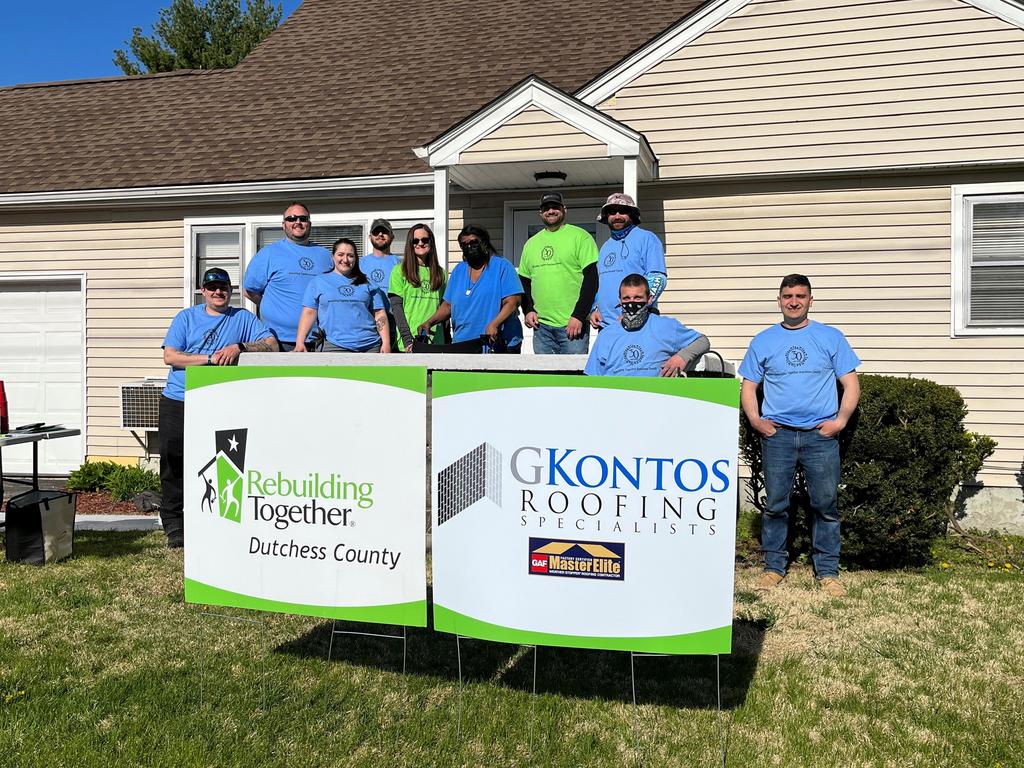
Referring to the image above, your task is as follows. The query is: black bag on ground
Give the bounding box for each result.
[687,350,733,379]
[4,489,77,564]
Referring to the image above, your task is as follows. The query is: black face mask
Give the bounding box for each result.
[620,300,650,331]
[461,242,486,267]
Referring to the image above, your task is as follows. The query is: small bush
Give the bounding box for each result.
[66,461,120,492]
[104,465,161,502]
[741,374,996,569]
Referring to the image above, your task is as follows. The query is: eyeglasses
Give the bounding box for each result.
[284,215,310,223]
[411,237,432,246]
[459,239,480,249]
[371,228,391,236]
[203,283,230,293]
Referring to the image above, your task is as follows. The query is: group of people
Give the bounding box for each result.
[158,193,861,597]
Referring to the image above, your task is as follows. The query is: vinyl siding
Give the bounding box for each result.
[0,212,181,459]
[459,108,608,165]
[601,0,1024,178]
[633,173,1022,488]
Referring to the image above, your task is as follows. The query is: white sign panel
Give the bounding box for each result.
[184,366,427,627]
[431,373,739,653]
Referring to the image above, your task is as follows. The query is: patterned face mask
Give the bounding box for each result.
[619,301,650,331]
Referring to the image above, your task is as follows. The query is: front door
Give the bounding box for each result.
[510,204,609,353]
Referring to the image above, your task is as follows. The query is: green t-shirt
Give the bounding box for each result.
[518,224,598,327]
[388,264,447,350]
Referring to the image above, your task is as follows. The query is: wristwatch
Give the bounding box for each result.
[238,342,246,353]
[206,353,212,365]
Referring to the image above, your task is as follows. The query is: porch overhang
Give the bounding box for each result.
[414,76,658,192]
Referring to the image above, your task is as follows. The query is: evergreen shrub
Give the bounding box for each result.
[740,374,996,569]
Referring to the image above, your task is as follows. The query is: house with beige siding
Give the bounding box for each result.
[1,0,1022,529]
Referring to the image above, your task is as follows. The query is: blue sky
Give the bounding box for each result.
[0,0,303,88]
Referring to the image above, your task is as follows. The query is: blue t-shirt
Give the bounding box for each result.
[585,314,701,377]
[594,227,667,328]
[302,272,384,351]
[242,238,332,343]
[161,306,272,401]
[360,254,401,313]
[739,320,860,428]
[443,256,524,347]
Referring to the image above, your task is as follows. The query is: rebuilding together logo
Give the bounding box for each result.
[195,429,399,567]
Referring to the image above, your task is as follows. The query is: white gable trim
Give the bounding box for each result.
[577,0,1024,107]
[576,0,753,106]
[961,0,1024,28]
[418,77,655,171]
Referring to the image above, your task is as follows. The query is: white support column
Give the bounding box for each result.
[623,156,638,204]
[433,167,450,270]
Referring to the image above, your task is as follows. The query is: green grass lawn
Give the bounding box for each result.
[0,531,1021,767]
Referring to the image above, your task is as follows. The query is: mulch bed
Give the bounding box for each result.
[74,491,152,515]
[1,490,156,516]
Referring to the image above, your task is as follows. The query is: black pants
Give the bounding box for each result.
[158,395,185,543]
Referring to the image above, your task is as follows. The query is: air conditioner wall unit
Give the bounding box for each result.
[119,379,166,431]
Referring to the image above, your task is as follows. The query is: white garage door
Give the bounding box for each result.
[0,278,84,475]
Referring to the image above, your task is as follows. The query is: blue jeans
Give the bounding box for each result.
[532,322,589,354]
[760,427,841,578]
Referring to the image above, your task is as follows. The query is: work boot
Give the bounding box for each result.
[755,571,784,591]
[819,577,846,597]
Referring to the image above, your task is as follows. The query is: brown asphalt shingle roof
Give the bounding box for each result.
[0,0,705,195]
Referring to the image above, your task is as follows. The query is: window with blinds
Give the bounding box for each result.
[255,224,365,256]
[193,227,243,307]
[967,198,1024,328]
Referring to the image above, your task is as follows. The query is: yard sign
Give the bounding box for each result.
[183,366,428,627]
[431,372,739,654]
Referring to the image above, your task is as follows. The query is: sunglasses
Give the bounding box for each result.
[204,283,230,292]
[459,239,480,249]
[371,228,392,236]
[284,215,310,223]
[411,237,432,246]
[605,207,632,216]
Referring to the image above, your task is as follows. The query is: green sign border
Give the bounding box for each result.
[186,365,427,394]
[435,605,731,654]
[186,578,428,626]
[432,371,739,409]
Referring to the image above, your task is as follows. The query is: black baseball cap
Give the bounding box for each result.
[539,192,565,209]
[201,267,231,287]
[370,218,393,234]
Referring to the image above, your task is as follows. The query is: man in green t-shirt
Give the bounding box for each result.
[518,192,599,354]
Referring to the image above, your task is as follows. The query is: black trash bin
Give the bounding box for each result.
[4,489,77,565]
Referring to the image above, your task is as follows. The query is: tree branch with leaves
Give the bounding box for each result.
[114,0,282,76]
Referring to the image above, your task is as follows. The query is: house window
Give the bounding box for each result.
[957,193,1024,334]
[192,226,243,307]
[255,224,365,255]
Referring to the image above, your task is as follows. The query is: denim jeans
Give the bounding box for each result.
[760,427,841,578]
[532,322,589,354]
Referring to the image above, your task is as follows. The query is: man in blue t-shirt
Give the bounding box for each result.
[585,274,708,377]
[739,274,861,597]
[242,202,332,351]
[159,268,277,548]
[590,193,668,330]
[361,218,402,348]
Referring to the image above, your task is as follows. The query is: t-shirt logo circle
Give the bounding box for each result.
[299,257,314,271]
[338,285,355,297]
[541,246,554,261]
[623,344,644,365]
[785,346,808,367]
[370,269,385,284]
[603,253,617,268]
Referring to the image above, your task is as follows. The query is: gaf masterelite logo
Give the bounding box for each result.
[197,429,248,523]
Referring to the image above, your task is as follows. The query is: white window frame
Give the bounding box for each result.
[183,208,434,311]
[951,181,1024,337]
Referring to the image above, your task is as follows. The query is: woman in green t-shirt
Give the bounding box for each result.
[388,223,448,351]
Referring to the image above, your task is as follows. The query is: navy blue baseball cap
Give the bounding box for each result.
[201,267,231,287]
